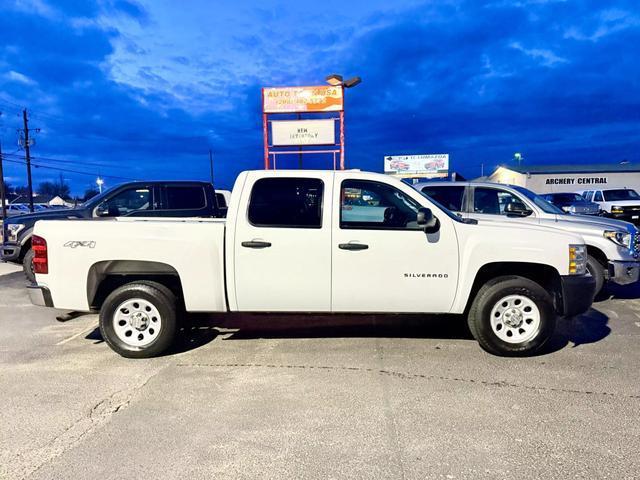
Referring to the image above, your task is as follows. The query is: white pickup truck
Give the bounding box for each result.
[28,170,595,358]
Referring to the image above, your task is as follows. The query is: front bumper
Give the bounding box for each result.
[27,285,54,308]
[1,242,21,262]
[559,274,596,317]
[608,260,640,285]
[606,213,640,225]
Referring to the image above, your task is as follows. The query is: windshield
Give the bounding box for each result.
[81,184,123,208]
[550,193,584,203]
[511,186,566,214]
[603,189,640,202]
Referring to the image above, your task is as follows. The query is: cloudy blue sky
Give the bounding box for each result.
[0,0,638,194]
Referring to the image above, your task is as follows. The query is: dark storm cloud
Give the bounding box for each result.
[0,0,638,192]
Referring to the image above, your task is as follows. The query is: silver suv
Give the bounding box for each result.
[415,181,640,296]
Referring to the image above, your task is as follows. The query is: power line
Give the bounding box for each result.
[1,157,138,181]
[1,152,112,168]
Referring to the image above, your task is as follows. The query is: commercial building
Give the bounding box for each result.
[488,163,640,194]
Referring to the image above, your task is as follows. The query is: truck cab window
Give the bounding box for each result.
[473,188,525,215]
[421,186,464,212]
[594,191,603,202]
[165,186,206,210]
[97,188,151,217]
[341,180,421,230]
[248,177,323,228]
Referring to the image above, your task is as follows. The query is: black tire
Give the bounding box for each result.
[22,248,35,284]
[586,255,605,298]
[99,281,177,358]
[467,275,556,356]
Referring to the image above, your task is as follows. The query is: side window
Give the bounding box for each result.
[98,187,152,216]
[165,186,206,210]
[473,187,525,215]
[248,177,323,228]
[583,191,593,201]
[594,191,603,202]
[341,180,421,230]
[215,193,227,208]
[421,186,464,212]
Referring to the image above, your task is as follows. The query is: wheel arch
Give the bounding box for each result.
[87,260,184,310]
[464,262,563,315]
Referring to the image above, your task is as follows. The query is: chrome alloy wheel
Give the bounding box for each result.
[489,294,541,344]
[112,298,162,347]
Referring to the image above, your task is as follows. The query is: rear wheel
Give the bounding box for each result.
[99,282,177,358]
[22,248,35,283]
[467,275,556,356]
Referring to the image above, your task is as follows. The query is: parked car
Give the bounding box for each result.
[578,188,640,224]
[2,181,224,282]
[29,169,594,358]
[416,181,640,296]
[1,204,29,218]
[541,192,599,215]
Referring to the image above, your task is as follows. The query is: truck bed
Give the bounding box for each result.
[34,217,227,312]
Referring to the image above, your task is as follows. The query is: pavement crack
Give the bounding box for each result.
[3,367,165,480]
[175,362,640,400]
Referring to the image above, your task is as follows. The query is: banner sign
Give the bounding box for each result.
[384,154,449,177]
[263,86,344,113]
[272,119,335,146]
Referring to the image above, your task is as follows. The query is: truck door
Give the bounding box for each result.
[332,178,459,313]
[233,173,332,311]
[469,186,539,225]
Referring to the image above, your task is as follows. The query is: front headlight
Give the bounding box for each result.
[604,230,631,249]
[7,224,25,242]
[569,244,587,275]
[611,206,624,214]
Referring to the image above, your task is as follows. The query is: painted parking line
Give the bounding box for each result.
[55,323,99,346]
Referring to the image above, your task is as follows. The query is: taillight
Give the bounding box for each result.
[32,235,48,274]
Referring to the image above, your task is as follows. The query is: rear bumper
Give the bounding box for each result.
[1,242,21,262]
[608,260,640,285]
[27,285,54,308]
[559,274,596,317]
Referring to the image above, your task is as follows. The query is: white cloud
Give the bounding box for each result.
[5,70,37,86]
[510,42,568,67]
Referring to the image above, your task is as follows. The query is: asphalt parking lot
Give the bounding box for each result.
[1,268,639,480]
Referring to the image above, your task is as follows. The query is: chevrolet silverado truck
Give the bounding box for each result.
[2,180,224,283]
[28,170,594,358]
[417,181,640,296]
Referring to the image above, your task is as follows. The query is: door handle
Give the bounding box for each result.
[338,242,369,251]
[241,240,272,249]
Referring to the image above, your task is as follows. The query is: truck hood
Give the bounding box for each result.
[3,208,86,225]
[549,214,637,233]
[602,200,640,207]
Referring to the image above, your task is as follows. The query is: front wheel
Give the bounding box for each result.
[586,255,605,298]
[467,275,556,356]
[99,282,177,358]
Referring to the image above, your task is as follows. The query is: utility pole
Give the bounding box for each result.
[0,114,6,221]
[21,109,35,213]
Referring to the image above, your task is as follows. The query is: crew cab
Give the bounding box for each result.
[2,181,224,282]
[578,188,640,224]
[29,170,594,358]
[417,181,640,296]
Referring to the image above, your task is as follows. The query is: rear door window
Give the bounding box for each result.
[248,177,323,228]
[420,186,465,212]
[165,186,207,210]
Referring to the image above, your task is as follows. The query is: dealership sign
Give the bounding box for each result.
[544,176,608,185]
[384,154,449,177]
[263,86,344,113]
[271,119,335,146]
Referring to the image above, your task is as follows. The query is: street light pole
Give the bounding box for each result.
[325,74,361,171]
